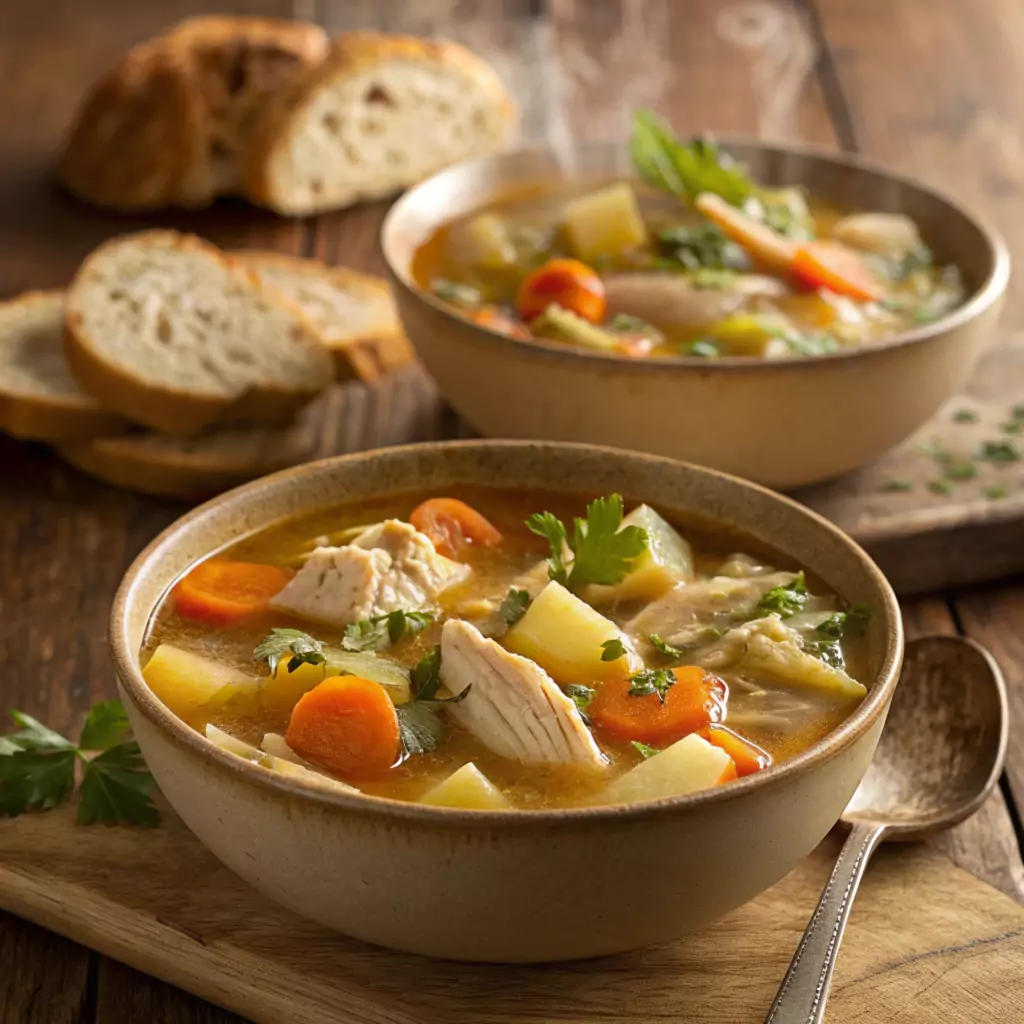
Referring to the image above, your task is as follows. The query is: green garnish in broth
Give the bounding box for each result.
[395,647,471,757]
[649,634,686,659]
[631,741,660,759]
[756,573,808,618]
[601,638,628,662]
[627,668,677,704]
[343,610,434,653]
[254,628,327,675]
[499,588,532,626]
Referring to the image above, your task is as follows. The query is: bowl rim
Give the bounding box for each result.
[381,135,1010,373]
[110,439,904,829]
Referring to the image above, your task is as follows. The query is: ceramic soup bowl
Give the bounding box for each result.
[111,441,902,962]
[382,141,1008,489]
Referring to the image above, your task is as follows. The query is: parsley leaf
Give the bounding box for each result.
[803,607,870,670]
[565,684,596,722]
[253,628,327,675]
[649,634,685,659]
[410,646,443,701]
[881,478,913,493]
[656,224,742,271]
[977,439,1020,465]
[528,496,648,591]
[396,647,471,756]
[601,638,627,662]
[683,339,721,358]
[5,711,76,751]
[78,742,160,828]
[0,749,76,816]
[928,479,953,495]
[342,611,434,653]
[631,741,660,760]
[499,588,532,626]
[953,409,979,424]
[755,573,808,618]
[78,699,131,751]
[627,669,677,704]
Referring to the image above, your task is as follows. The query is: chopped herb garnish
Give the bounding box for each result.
[254,628,327,675]
[631,741,660,760]
[499,588,531,626]
[409,646,442,701]
[1012,404,1024,421]
[566,684,596,721]
[627,668,677,704]
[649,633,686,659]
[783,330,840,357]
[944,462,978,481]
[342,610,434,653]
[395,646,470,756]
[690,267,738,289]
[755,573,808,618]
[683,339,721,358]
[1001,420,1022,435]
[977,440,1021,465]
[803,607,868,670]
[985,485,1008,500]
[431,278,482,309]
[607,313,661,340]
[656,224,742,271]
[918,439,954,464]
[953,409,979,424]
[0,700,159,826]
[881,478,914,493]
[526,495,648,591]
[803,637,844,669]
[600,638,627,662]
[928,479,954,495]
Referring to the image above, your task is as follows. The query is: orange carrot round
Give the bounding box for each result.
[409,497,503,559]
[700,725,772,777]
[172,560,293,626]
[285,676,400,778]
[516,258,607,323]
[792,241,885,302]
[590,666,727,745]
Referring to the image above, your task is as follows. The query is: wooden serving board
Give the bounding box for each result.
[2,801,1024,1024]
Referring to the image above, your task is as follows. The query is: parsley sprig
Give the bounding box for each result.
[526,495,648,592]
[343,610,434,653]
[756,573,808,618]
[0,700,159,827]
[394,647,470,756]
[499,588,531,626]
[627,668,677,704]
[253,628,327,675]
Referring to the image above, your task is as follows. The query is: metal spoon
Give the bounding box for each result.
[764,634,1008,1024]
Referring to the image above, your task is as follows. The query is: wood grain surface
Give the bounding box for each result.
[1,1,1023,1022]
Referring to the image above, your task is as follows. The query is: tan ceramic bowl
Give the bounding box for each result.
[382,142,1009,489]
[111,441,903,962]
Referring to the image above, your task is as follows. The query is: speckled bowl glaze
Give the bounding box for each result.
[382,141,1009,489]
[111,441,903,962]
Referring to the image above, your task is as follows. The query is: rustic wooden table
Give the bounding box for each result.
[2,0,1024,1020]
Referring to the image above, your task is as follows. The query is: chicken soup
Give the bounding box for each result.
[141,488,870,810]
[413,110,964,359]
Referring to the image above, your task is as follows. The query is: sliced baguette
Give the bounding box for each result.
[57,399,325,500]
[60,17,328,210]
[244,32,518,216]
[0,290,127,441]
[232,250,413,380]
[64,231,334,435]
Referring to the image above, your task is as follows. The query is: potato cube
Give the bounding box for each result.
[598,733,732,805]
[563,183,649,262]
[142,644,258,719]
[419,762,510,810]
[504,581,636,687]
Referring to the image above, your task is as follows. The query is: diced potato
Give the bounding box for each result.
[142,644,259,719]
[708,314,784,356]
[504,581,637,686]
[205,723,260,760]
[460,212,516,268]
[563,183,648,262]
[588,505,694,604]
[597,733,732,805]
[418,762,510,810]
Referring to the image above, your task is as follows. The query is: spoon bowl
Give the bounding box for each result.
[844,634,1009,838]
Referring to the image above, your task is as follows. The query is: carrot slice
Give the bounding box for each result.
[590,666,727,745]
[717,758,739,784]
[409,497,503,559]
[700,725,772,777]
[172,560,293,626]
[516,258,607,323]
[792,241,885,302]
[694,192,798,274]
[285,676,400,778]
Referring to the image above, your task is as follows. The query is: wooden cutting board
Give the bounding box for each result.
[2,800,1023,1024]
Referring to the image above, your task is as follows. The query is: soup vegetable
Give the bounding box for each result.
[413,110,965,359]
[141,489,870,810]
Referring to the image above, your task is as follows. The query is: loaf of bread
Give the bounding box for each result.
[60,17,329,209]
[64,230,334,435]
[0,290,126,441]
[244,32,518,215]
[233,250,413,380]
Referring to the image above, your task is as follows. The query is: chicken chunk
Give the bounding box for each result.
[603,274,745,331]
[440,619,606,768]
[270,519,470,627]
[831,212,923,259]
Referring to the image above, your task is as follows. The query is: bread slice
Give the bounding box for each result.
[244,32,518,216]
[64,231,334,435]
[57,399,325,499]
[60,17,328,210]
[0,290,127,441]
[232,251,413,380]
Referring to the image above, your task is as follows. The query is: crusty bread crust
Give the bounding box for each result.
[64,230,333,436]
[244,31,519,215]
[0,290,127,442]
[57,398,325,499]
[230,250,414,381]
[60,17,328,210]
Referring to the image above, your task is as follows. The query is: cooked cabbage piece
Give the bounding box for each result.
[205,723,260,759]
[563,183,648,261]
[531,304,620,351]
[419,762,510,810]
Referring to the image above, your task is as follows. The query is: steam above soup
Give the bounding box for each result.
[412,110,964,359]
[141,488,870,810]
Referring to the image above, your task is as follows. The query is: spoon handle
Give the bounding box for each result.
[764,822,886,1024]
